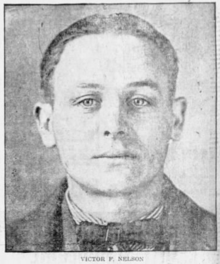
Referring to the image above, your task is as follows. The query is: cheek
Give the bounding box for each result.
[133,114,171,153]
[52,112,98,154]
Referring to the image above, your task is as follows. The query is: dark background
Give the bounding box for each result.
[5,4,216,222]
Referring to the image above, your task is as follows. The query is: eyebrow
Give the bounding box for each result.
[126,79,159,91]
[76,79,159,91]
[77,83,104,89]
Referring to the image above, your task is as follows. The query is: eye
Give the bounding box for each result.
[77,97,101,110]
[70,95,101,111]
[80,98,95,107]
[131,98,149,107]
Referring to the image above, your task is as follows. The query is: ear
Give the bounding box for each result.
[34,102,56,148]
[171,97,187,141]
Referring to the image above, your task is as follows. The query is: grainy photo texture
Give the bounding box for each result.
[5,4,217,252]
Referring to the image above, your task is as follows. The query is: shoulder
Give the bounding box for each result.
[162,175,217,250]
[6,178,68,252]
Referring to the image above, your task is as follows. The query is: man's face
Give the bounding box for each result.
[51,34,173,195]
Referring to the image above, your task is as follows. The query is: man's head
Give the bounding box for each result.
[35,13,186,196]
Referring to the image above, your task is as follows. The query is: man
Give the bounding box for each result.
[6,13,216,251]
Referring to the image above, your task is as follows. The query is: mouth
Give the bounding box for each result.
[92,152,138,160]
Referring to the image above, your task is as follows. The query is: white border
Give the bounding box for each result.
[1,1,219,264]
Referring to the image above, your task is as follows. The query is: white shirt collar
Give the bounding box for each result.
[65,189,163,226]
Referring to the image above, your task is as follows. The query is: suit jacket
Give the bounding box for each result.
[6,175,216,252]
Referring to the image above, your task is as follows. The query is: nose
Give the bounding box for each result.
[104,130,125,137]
[99,100,128,139]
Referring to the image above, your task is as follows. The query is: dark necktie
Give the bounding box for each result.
[76,218,170,251]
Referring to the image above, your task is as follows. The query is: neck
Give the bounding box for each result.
[67,173,164,223]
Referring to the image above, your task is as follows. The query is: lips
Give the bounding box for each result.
[92,151,137,159]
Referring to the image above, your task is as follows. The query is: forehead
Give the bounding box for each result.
[54,34,169,93]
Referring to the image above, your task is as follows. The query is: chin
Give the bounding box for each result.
[79,172,147,197]
[67,164,156,196]
[84,183,137,197]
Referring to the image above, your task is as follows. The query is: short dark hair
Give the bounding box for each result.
[40,13,178,102]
